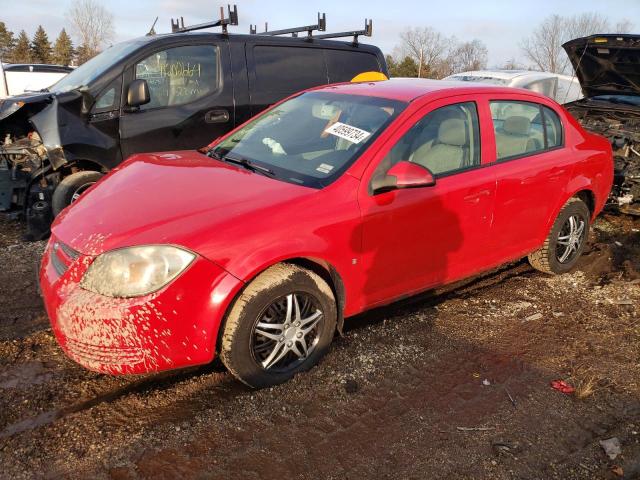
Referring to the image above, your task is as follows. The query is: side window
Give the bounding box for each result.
[325,50,381,83]
[92,78,121,113]
[542,106,563,148]
[371,102,480,186]
[490,101,545,160]
[94,87,117,111]
[253,46,326,95]
[135,44,219,110]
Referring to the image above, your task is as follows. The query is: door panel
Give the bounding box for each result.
[490,148,573,257]
[489,100,574,260]
[356,97,496,308]
[359,170,495,307]
[119,41,234,159]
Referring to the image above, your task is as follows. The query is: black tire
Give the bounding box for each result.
[52,171,104,216]
[220,263,337,388]
[529,197,590,274]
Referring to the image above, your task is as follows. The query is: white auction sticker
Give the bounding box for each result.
[324,122,371,144]
[316,163,334,174]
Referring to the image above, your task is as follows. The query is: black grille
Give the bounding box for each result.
[51,241,80,276]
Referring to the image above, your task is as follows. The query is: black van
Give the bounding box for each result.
[0,10,387,238]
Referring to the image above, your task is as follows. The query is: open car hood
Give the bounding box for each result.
[563,34,640,98]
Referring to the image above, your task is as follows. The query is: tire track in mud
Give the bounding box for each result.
[130,348,537,479]
[0,261,534,442]
[0,366,226,439]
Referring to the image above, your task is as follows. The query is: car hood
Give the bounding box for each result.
[563,34,640,98]
[52,151,318,265]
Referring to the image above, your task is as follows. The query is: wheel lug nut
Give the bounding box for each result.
[295,322,300,327]
[297,332,303,338]
[287,342,292,347]
[279,337,284,342]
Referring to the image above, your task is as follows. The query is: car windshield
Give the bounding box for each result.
[49,40,145,93]
[212,91,406,188]
[590,95,640,107]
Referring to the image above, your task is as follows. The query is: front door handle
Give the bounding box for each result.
[205,109,230,124]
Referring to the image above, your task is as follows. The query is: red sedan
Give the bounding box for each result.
[40,79,613,388]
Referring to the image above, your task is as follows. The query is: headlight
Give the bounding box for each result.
[80,245,195,298]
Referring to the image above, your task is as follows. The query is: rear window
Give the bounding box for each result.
[325,50,381,82]
[253,46,327,94]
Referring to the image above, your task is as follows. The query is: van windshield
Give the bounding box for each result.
[211,91,406,188]
[50,40,145,93]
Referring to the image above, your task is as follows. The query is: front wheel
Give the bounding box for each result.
[529,197,590,274]
[52,171,104,216]
[220,263,337,388]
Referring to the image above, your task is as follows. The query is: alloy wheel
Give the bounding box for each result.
[251,292,323,372]
[556,214,585,264]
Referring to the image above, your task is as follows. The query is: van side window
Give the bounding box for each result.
[542,106,563,148]
[325,50,381,82]
[135,44,219,110]
[253,46,326,95]
[490,101,545,160]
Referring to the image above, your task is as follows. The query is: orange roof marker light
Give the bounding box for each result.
[351,71,389,83]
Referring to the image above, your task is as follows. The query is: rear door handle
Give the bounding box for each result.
[464,189,491,203]
[205,109,230,124]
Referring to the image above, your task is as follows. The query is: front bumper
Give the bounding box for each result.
[40,238,243,375]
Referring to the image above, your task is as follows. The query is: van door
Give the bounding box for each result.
[247,44,327,116]
[119,40,234,159]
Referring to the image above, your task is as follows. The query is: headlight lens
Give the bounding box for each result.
[80,245,195,298]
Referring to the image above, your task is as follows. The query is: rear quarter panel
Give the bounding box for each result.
[543,109,613,235]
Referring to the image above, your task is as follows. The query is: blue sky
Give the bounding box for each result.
[3,0,639,66]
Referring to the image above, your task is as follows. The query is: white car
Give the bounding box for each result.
[444,70,583,104]
[0,63,73,98]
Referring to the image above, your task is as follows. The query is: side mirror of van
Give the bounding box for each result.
[127,79,150,108]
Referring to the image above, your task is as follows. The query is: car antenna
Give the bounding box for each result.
[146,16,159,36]
[171,4,239,34]
[249,13,326,39]
[314,19,373,45]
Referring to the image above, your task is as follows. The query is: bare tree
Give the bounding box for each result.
[614,19,634,33]
[446,39,488,75]
[564,12,610,40]
[397,27,452,78]
[67,0,114,62]
[521,13,635,74]
[520,14,568,74]
[501,58,523,70]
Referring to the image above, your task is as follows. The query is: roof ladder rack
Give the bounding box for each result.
[171,4,239,34]
[250,13,326,38]
[314,19,372,45]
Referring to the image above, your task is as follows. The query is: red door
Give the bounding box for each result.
[356,96,496,309]
[486,98,574,261]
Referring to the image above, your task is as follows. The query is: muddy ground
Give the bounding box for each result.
[0,213,639,480]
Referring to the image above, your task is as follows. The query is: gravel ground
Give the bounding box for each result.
[0,213,639,479]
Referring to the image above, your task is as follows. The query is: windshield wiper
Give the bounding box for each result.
[207,149,275,177]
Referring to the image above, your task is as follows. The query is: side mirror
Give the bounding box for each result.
[126,79,150,108]
[371,161,435,194]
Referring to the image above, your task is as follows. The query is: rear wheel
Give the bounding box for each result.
[529,197,590,274]
[220,263,337,388]
[52,171,104,216]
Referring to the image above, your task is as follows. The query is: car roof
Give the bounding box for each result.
[312,77,547,102]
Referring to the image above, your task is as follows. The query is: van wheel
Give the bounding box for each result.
[529,197,590,275]
[52,171,104,216]
[220,263,337,388]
